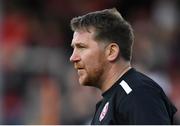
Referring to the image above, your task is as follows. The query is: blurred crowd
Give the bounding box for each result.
[0,0,179,124]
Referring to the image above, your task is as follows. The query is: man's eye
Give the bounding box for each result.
[80,46,85,48]
[78,45,86,48]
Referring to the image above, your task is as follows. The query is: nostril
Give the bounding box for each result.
[70,54,80,62]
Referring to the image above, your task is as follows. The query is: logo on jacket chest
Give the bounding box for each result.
[99,102,109,122]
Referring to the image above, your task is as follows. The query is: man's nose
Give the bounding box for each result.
[70,51,80,63]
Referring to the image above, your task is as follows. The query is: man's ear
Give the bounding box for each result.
[105,43,120,61]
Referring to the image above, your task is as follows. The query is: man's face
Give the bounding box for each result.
[70,29,107,87]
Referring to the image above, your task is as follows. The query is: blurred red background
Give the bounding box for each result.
[0,0,180,124]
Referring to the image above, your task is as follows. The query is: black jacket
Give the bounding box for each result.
[91,68,177,125]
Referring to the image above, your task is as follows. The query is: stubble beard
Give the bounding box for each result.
[79,65,105,88]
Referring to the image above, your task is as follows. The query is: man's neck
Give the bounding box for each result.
[100,61,131,93]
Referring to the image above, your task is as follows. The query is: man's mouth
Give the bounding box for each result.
[77,68,84,70]
[75,66,84,70]
[77,68,84,72]
[77,69,85,76]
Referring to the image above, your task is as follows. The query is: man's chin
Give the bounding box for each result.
[79,80,88,86]
[79,78,92,86]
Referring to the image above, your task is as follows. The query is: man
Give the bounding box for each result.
[69,8,177,124]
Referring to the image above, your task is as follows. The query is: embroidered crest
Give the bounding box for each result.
[99,102,109,122]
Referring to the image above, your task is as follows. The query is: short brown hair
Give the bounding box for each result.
[70,8,134,61]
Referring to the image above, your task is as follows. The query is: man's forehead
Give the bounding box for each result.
[74,28,96,37]
[71,33,85,47]
[73,30,93,37]
[72,30,93,43]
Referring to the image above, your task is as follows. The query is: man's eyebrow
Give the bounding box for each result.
[71,42,86,48]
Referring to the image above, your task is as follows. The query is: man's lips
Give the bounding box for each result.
[77,68,84,71]
[74,66,84,70]
[75,67,84,72]
[77,69,85,76]
[77,68,84,69]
